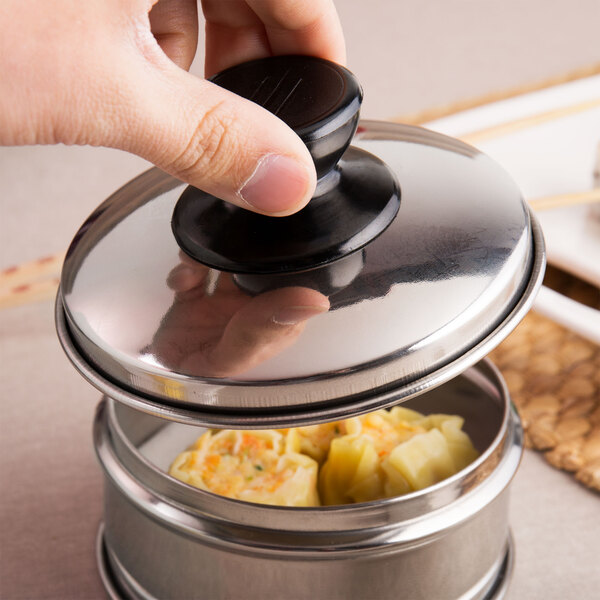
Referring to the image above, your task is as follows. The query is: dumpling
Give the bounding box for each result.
[413,414,480,471]
[319,409,479,503]
[169,429,320,507]
[169,408,479,507]
[319,410,428,504]
[319,435,383,504]
[279,421,348,464]
[384,429,457,491]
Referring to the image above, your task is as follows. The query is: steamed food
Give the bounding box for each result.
[169,408,479,506]
[169,429,319,506]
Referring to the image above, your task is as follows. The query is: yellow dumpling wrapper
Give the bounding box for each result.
[319,435,383,504]
[170,409,479,507]
[319,410,429,504]
[320,409,479,503]
[169,429,320,507]
[381,456,412,497]
[387,406,427,424]
[279,421,347,464]
[387,429,457,490]
[414,414,480,471]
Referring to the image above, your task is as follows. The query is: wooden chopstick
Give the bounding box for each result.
[0,253,65,310]
[459,99,600,145]
[0,278,60,310]
[529,189,600,212]
[0,253,65,289]
[393,62,600,125]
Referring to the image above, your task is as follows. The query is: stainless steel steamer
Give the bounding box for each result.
[93,361,520,600]
[55,57,545,599]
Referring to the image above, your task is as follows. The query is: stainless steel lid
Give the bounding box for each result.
[56,57,544,428]
[57,119,544,427]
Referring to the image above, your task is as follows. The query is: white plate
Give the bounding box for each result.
[425,76,600,342]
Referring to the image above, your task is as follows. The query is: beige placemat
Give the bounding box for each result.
[490,267,600,492]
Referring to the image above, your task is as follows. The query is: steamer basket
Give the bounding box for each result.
[94,359,521,600]
[55,57,541,600]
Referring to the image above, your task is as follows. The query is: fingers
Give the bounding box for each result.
[247,0,346,64]
[107,45,316,216]
[180,287,330,377]
[149,0,199,70]
[201,0,271,76]
[20,0,340,215]
[202,0,346,76]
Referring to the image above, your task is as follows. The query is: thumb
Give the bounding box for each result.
[112,59,316,217]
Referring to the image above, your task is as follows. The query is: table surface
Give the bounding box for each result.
[2,1,600,598]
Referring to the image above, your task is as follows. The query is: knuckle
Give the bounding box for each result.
[168,102,236,180]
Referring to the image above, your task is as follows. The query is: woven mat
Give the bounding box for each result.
[490,266,600,492]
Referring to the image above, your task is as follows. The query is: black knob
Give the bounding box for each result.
[211,55,362,179]
[172,55,400,275]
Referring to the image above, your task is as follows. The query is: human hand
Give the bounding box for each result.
[0,0,345,215]
[150,252,330,377]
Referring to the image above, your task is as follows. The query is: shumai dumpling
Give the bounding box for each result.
[414,414,480,471]
[319,435,382,504]
[320,409,479,503]
[385,429,457,491]
[169,429,320,506]
[384,413,479,491]
[319,411,428,504]
[279,421,348,464]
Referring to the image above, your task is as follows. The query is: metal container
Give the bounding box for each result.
[95,360,521,600]
[55,57,544,599]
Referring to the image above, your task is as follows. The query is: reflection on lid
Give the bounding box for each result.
[145,255,330,377]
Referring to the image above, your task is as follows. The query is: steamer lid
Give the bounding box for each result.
[57,57,544,428]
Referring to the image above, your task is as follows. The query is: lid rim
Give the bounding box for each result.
[57,121,545,427]
[56,212,544,429]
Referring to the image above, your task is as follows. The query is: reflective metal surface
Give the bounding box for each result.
[59,122,545,419]
[94,360,521,600]
[95,522,515,600]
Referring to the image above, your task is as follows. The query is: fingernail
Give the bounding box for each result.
[272,305,328,326]
[239,154,311,215]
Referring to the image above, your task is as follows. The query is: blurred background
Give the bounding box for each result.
[1,1,599,599]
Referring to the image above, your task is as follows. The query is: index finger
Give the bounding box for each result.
[246,0,346,64]
[201,0,345,76]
